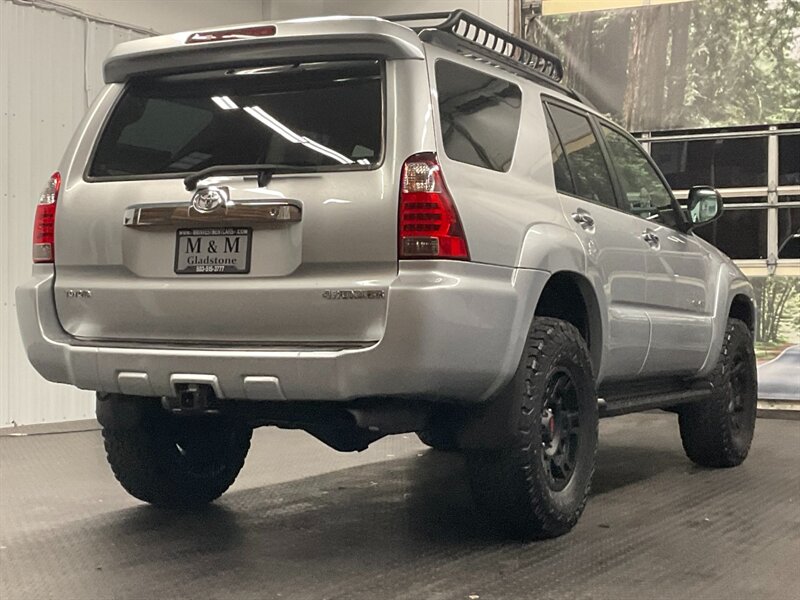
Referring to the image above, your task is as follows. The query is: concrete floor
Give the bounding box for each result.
[1,412,798,600]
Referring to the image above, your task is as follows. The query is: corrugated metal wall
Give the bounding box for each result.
[0,0,147,426]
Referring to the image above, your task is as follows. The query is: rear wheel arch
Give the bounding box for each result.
[534,271,603,375]
[729,294,755,335]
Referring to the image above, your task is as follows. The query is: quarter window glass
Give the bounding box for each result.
[544,108,574,193]
[546,104,616,207]
[601,125,674,222]
[435,61,521,172]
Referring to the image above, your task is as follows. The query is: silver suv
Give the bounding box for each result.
[16,10,758,539]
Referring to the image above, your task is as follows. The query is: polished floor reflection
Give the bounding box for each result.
[1,413,798,599]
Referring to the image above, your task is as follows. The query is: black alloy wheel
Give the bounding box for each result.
[540,368,581,492]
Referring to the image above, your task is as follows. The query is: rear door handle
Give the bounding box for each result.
[642,230,660,246]
[571,210,595,229]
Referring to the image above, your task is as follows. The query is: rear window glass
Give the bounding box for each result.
[89,61,383,178]
[435,60,521,172]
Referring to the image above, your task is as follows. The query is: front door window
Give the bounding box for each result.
[600,125,679,228]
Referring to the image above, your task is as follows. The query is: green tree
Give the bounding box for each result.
[753,276,800,344]
[525,0,800,130]
[683,0,800,128]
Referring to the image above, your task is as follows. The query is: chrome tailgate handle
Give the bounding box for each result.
[123,201,301,227]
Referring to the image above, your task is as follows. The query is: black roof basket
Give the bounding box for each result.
[385,9,574,97]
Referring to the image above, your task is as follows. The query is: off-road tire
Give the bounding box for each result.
[102,404,252,507]
[678,319,757,468]
[466,317,598,540]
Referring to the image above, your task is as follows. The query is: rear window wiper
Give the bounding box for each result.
[183,164,321,191]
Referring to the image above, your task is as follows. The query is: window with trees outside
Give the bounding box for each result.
[643,126,800,358]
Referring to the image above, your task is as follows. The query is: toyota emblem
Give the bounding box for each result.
[191,186,228,213]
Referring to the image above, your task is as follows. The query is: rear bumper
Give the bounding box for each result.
[16,262,549,403]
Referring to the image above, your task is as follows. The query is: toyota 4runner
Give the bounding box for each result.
[16,10,758,539]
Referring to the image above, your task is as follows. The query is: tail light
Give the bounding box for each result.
[399,153,469,260]
[32,172,60,263]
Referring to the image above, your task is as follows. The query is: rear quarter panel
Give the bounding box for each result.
[423,45,575,271]
[423,49,612,381]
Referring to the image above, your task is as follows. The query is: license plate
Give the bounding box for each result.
[174,228,252,274]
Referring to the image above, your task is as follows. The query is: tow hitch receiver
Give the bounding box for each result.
[163,383,219,414]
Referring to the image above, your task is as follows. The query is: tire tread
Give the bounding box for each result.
[678,319,757,468]
[468,317,598,539]
[102,415,251,507]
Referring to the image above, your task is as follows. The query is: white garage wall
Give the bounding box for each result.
[53,0,265,33]
[0,1,152,426]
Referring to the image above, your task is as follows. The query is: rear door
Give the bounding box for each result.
[54,60,401,345]
[543,101,650,381]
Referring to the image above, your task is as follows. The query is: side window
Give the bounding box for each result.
[601,124,677,225]
[435,61,522,172]
[543,106,574,194]
[546,104,616,207]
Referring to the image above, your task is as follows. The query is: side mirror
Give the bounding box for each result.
[686,186,723,229]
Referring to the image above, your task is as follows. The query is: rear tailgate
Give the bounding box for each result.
[53,52,413,345]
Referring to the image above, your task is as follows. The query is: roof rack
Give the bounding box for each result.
[385,9,566,87]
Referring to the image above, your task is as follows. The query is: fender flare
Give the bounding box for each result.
[697,265,756,378]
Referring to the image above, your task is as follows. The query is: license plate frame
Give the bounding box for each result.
[174,227,252,275]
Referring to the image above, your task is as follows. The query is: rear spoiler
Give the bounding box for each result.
[103,16,425,83]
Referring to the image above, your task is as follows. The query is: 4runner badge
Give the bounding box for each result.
[322,289,386,300]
